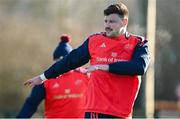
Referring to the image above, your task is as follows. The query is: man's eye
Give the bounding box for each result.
[110,21,116,23]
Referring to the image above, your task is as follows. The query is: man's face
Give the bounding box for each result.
[104,14,126,37]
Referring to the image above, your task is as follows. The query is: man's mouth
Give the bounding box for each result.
[105,27,112,32]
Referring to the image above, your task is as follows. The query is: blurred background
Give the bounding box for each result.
[0,0,180,118]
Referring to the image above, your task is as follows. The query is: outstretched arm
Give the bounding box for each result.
[24,39,90,86]
[16,84,45,118]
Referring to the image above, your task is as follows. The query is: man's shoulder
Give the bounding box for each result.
[88,32,106,38]
[129,33,146,42]
[128,33,148,45]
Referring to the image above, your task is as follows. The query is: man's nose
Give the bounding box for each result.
[105,21,110,27]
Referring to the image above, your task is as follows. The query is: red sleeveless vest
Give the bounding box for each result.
[86,34,141,117]
[44,70,89,118]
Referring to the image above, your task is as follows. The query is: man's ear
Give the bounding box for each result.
[123,18,128,26]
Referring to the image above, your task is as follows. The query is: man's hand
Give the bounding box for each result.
[86,64,109,73]
[24,75,43,87]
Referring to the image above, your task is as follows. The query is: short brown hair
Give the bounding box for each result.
[104,3,129,19]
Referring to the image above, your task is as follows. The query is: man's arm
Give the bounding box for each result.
[24,39,90,86]
[108,40,150,75]
[16,84,45,118]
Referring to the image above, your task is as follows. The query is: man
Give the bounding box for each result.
[25,2,150,118]
[17,34,89,118]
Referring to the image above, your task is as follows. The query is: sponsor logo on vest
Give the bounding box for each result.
[96,57,128,63]
[75,79,82,85]
[124,44,134,50]
[65,89,71,94]
[111,52,117,57]
[54,93,83,100]
[52,82,60,88]
[100,43,106,48]
[53,88,83,100]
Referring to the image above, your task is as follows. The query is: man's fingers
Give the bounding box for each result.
[85,66,97,73]
[29,83,35,88]
[24,81,29,86]
[84,68,89,74]
[24,80,32,86]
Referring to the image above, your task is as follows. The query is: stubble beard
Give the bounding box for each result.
[106,30,120,37]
